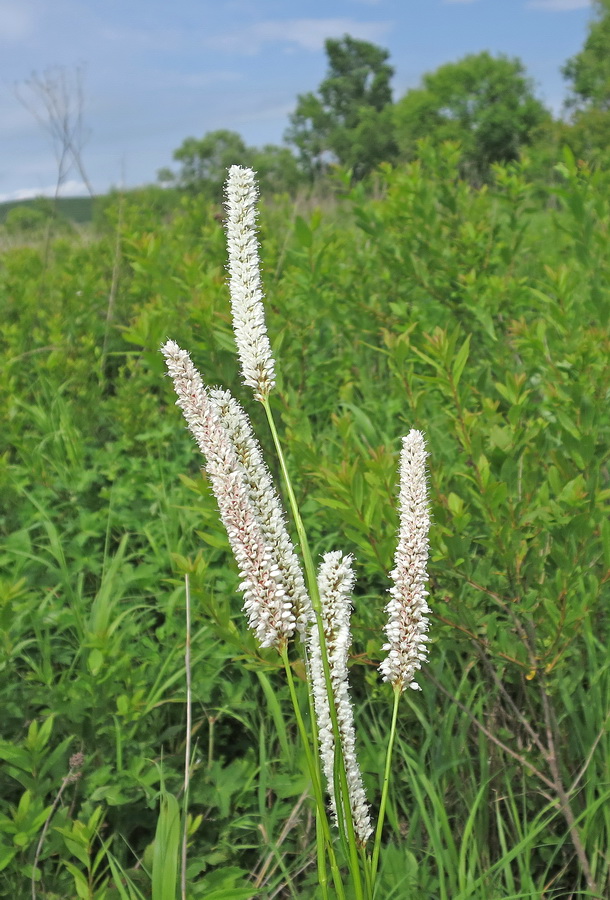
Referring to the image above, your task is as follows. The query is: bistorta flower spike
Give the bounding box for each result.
[209,388,312,635]
[162,339,294,649]
[225,165,275,401]
[309,552,373,845]
[379,429,431,692]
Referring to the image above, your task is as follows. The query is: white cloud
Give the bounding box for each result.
[527,0,590,9]
[208,18,392,54]
[0,1,34,41]
[0,180,88,203]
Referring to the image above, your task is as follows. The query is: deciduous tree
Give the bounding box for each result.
[394,52,549,181]
[286,35,397,179]
[561,0,610,162]
[160,130,302,198]
[563,0,610,111]
[160,129,250,197]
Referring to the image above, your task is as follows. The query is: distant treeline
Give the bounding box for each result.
[0,195,94,227]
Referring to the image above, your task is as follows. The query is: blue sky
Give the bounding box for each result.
[0,0,595,201]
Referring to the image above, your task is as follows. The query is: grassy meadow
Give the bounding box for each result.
[1,144,609,898]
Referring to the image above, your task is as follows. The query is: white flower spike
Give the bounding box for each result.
[162,339,294,649]
[209,388,312,635]
[309,552,373,845]
[379,430,431,692]
[224,165,276,401]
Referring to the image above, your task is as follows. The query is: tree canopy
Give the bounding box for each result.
[160,23,610,199]
[561,0,610,162]
[563,0,610,111]
[158,129,301,199]
[286,35,397,179]
[394,52,550,180]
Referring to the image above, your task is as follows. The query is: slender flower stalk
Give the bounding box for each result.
[209,389,312,635]
[162,339,294,649]
[372,430,431,885]
[309,552,373,846]
[225,165,275,401]
[379,429,431,691]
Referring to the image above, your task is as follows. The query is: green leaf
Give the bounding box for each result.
[0,843,17,873]
[64,861,91,900]
[447,493,464,516]
[256,670,291,762]
[152,791,180,900]
[312,496,350,511]
[56,823,91,868]
[451,334,471,388]
[87,649,104,676]
[196,530,229,549]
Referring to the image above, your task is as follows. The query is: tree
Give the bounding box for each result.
[561,0,610,162]
[159,130,303,199]
[562,0,610,111]
[160,129,251,198]
[249,145,302,195]
[15,65,94,199]
[286,35,398,179]
[394,52,550,180]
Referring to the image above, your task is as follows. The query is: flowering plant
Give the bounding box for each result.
[163,166,431,899]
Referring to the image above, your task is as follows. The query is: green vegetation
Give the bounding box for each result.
[160,20,610,195]
[393,52,550,181]
[563,0,610,111]
[1,140,609,897]
[158,130,302,201]
[562,0,610,163]
[6,8,610,235]
[286,35,397,180]
[0,196,94,228]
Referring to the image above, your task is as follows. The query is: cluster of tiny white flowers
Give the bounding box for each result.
[309,552,373,845]
[379,430,431,691]
[162,340,295,648]
[225,165,275,401]
[209,389,312,634]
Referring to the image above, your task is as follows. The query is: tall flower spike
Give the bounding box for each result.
[309,552,373,845]
[224,165,275,401]
[162,340,295,649]
[379,429,431,692]
[209,388,312,635]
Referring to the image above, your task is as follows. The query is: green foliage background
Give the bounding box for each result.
[1,145,609,898]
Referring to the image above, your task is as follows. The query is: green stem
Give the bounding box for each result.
[280,647,346,900]
[316,812,330,900]
[262,398,320,612]
[371,686,401,888]
[264,398,365,900]
[361,845,373,900]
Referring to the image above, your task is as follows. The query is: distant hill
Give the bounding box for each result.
[0,195,94,225]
